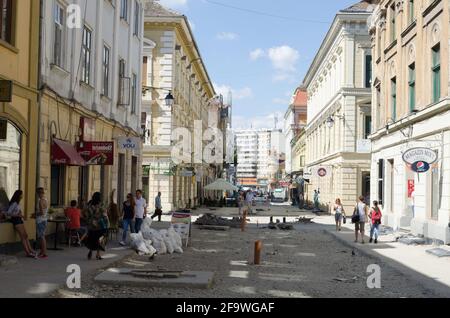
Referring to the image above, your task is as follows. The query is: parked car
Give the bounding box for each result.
[271,188,288,203]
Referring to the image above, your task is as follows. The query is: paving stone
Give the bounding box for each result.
[426,248,450,258]
[0,255,18,267]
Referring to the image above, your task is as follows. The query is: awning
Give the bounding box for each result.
[52,139,86,166]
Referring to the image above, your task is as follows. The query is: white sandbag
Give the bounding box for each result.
[130,233,151,255]
[144,239,157,256]
[168,226,182,248]
[160,230,174,254]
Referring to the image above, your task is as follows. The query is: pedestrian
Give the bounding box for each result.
[333,198,346,231]
[65,200,87,244]
[6,190,36,258]
[120,193,135,246]
[313,190,320,211]
[369,201,383,244]
[151,192,162,222]
[245,190,254,214]
[35,188,49,259]
[352,196,369,244]
[85,192,109,260]
[237,191,244,216]
[135,190,147,231]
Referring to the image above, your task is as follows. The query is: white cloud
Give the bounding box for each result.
[217,32,238,41]
[249,45,300,82]
[233,111,285,130]
[214,83,253,100]
[159,0,188,9]
[267,45,299,72]
[272,98,290,105]
[249,48,265,60]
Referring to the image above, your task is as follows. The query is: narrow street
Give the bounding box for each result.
[49,204,450,299]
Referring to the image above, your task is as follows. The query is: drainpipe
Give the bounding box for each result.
[36,0,44,191]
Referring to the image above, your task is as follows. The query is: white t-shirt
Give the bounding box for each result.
[357,202,367,222]
[135,197,147,219]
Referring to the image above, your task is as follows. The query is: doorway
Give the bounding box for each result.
[362,172,371,204]
[117,153,125,207]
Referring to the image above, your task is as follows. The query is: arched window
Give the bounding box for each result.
[0,118,22,204]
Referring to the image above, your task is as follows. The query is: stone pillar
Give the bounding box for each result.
[343,96,356,153]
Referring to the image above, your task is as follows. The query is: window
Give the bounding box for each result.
[119,59,126,78]
[390,4,396,42]
[133,0,140,36]
[408,63,415,112]
[365,55,372,88]
[81,26,92,84]
[408,0,415,25]
[0,119,21,201]
[102,45,110,97]
[391,77,397,121]
[51,165,65,206]
[131,73,137,114]
[364,116,372,139]
[54,3,65,67]
[120,0,128,21]
[432,44,441,103]
[376,84,381,128]
[0,0,13,44]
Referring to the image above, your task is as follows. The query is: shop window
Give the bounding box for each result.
[378,159,384,205]
[0,119,21,201]
[51,165,65,206]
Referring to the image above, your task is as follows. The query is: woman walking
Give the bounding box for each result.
[6,190,36,257]
[369,201,383,244]
[85,192,109,260]
[333,198,345,231]
[120,193,135,246]
[353,196,369,244]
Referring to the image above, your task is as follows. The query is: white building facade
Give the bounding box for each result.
[39,0,144,207]
[369,0,450,243]
[304,3,374,212]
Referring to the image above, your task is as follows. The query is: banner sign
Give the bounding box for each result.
[79,117,96,142]
[411,161,430,173]
[77,142,114,165]
[317,167,328,177]
[117,137,141,151]
[408,180,415,198]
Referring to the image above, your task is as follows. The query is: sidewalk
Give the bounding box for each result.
[0,239,134,298]
[315,216,450,297]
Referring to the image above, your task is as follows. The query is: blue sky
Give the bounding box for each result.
[159,0,358,129]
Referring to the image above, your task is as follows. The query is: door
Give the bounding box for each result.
[79,166,89,208]
[131,156,137,193]
[362,172,371,204]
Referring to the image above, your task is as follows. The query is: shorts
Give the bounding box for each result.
[10,217,24,226]
[36,220,48,239]
[355,222,365,232]
[335,213,343,222]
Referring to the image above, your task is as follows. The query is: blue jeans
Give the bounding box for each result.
[134,218,144,233]
[122,218,134,242]
[370,223,380,240]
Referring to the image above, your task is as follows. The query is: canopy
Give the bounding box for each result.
[51,139,86,166]
[204,179,239,191]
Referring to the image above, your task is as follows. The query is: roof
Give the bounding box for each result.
[143,0,182,17]
[293,88,307,107]
[340,0,376,13]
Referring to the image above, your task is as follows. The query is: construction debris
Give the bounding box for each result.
[426,248,450,258]
[268,222,294,231]
[197,225,230,231]
[297,217,314,224]
[194,214,242,228]
[396,234,427,245]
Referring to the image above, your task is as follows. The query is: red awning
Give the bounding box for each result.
[51,139,86,166]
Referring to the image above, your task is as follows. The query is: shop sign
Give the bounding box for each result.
[77,142,114,165]
[0,80,12,102]
[403,148,437,165]
[79,117,96,142]
[117,137,141,151]
[411,161,430,173]
[317,167,327,177]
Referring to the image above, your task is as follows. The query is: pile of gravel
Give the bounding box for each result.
[194,214,242,228]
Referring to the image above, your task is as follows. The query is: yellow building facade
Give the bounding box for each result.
[0,0,40,246]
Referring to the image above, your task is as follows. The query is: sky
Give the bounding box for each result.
[158,0,359,129]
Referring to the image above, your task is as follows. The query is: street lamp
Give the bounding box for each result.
[165,91,174,107]
[326,114,345,128]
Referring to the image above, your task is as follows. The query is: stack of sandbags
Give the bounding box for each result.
[130,232,156,256]
[147,228,167,255]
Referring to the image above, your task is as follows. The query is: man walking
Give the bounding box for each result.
[245,190,254,214]
[152,192,163,222]
[134,190,147,233]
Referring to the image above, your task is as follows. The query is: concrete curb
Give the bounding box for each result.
[323,228,450,297]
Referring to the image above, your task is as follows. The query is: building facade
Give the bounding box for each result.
[39,0,144,211]
[142,1,220,211]
[283,87,308,175]
[0,0,40,247]
[304,2,374,213]
[369,0,450,243]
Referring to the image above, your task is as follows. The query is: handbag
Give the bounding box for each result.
[343,216,347,224]
[351,206,360,224]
